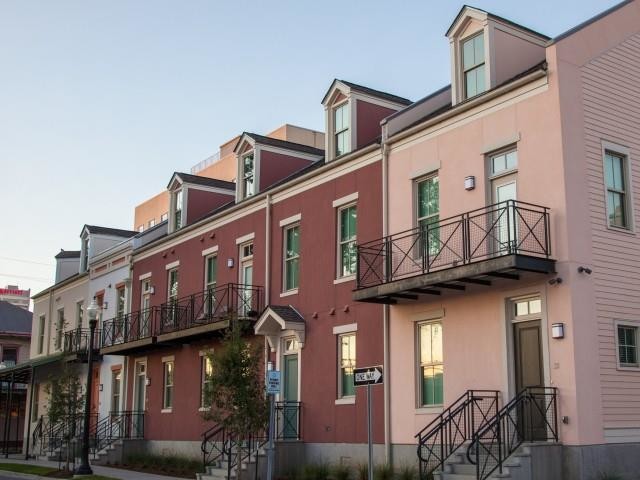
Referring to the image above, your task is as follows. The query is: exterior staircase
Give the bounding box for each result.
[435,444,533,480]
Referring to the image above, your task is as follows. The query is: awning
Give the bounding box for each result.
[254,305,305,352]
[0,353,65,383]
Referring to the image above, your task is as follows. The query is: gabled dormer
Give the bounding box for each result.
[79,225,138,273]
[322,79,412,162]
[233,133,324,202]
[447,6,549,105]
[167,172,236,233]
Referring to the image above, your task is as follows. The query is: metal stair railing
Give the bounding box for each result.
[89,411,145,456]
[415,390,500,479]
[201,424,267,480]
[467,387,558,480]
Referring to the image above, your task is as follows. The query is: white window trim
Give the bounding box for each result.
[333,275,355,285]
[601,140,634,233]
[165,260,180,270]
[332,192,358,208]
[279,289,298,298]
[138,272,152,281]
[279,213,302,227]
[336,203,357,280]
[416,319,444,408]
[201,245,219,257]
[162,359,174,410]
[235,232,255,245]
[333,323,358,335]
[335,397,356,405]
[415,173,439,231]
[614,320,640,371]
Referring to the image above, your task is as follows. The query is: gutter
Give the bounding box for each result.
[381,124,392,465]
[387,67,548,146]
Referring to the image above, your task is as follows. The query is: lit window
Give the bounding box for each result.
[334,103,350,157]
[201,356,213,408]
[604,151,629,229]
[338,205,357,278]
[515,298,542,317]
[338,333,356,398]
[163,361,174,409]
[462,33,485,99]
[618,325,638,367]
[284,225,300,291]
[419,322,443,406]
[242,154,255,198]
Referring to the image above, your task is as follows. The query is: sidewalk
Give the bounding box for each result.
[0,457,187,480]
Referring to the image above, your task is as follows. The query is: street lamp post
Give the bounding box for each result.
[76,298,99,475]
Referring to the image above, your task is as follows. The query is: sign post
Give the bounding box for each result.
[266,370,280,480]
[354,366,383,480]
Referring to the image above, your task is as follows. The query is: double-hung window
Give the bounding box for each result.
[76,301,84,330]
[205,255,217,314]
[418,321,443,406]
[604,151,630,229]
[55,309,64,350]
[338,333,356,398]
[111,369,122,412]
[462,33,485,99]
[201,356,213,408]
[284,225,300,292]
[174,190,183,230]
[242,153,255,198]
[167,269,179,327]
[617,324,638,368]
[163,360,174,410]
[37,316,45,354]
[334,103,350,157]
[116,286,126,319]
[338,205,357,278]
[416,175,440,257]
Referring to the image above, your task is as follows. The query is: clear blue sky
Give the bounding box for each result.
[0,0,618,299]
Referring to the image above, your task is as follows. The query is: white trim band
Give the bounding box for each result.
[201,245,219,257]
[235,232,255,245]
[332,192,358,208]
[333,323,358,335]
[165,261,180,270]
[279,213,302,227]
[138,272,152,281]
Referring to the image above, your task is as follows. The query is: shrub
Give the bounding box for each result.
[331,463,351,480]
[356,463,368,480]
[373,464,393,480]
[397,465,417,480]
[302,462,330,480]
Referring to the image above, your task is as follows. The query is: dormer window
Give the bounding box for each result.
[242,153,255,199]
[462,33,486,99]
[81,237,89,272]
[173,189,183,230]
[334,103,350,157]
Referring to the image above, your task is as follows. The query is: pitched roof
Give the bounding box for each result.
[169,172,236,190]
[237,133,325,156]
[446,5,550,40]
[54,250,80,259]
[268,305,305,323]
[83,225,138,238]
[552,0,633,43]
[322,79,413,106]
[0,301,32,335]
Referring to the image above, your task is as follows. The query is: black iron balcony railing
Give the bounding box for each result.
[158,283,263,335]
[275,401,301,441]
[102,307,159,348]
[357,200,551,289]
[63,328,102,354]
[101,283,264,349]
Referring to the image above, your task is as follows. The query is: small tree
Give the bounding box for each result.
[202,319,268,441]
[44,363,84,471]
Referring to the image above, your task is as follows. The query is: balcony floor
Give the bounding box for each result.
[156,319,230,344]
[100,337,155,356]
[353,254,555,304]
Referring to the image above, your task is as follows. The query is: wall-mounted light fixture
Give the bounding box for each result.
[145,378,151,386]
[464,176,476,191]
[577,266,592,274]
[227,258,234,268]
[99,384,103,392]
[149,286,155,295]
[551,323,565,339]
[548,277,563,285]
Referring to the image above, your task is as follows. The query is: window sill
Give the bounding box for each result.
[334,275,356,285]
[280,289,299,298]
[161,408,173,413]
[606,224,635,235]
[415,406,444,415]
[617,364,640,371]
[335,397,355,405]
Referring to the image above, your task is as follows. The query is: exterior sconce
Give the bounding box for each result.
[227,258,234,268]
[99,384,103,392]
[145,378,151,386]
[551,323,565,339]
[102,301,109,310]
[149,286,155,295]
[464,176,475,191]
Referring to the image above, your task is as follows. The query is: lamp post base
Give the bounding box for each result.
[75,462,93,475]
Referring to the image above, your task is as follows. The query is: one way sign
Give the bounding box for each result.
[353,365,383,387]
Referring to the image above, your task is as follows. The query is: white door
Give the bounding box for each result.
[241,263,253,316]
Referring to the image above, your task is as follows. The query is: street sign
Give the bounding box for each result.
[266,370,281,394]
[353,365,383,387]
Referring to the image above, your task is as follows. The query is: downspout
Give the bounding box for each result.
[381,123,392,465]
[264,194,272,377]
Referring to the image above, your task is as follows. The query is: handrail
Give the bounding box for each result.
[357,200,551,289]
[201,423,268,477]
[467,387,558,480]
[89,411,145,455]
[415,390,499,479]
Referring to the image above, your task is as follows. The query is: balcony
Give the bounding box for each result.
[63,328,102,361]
[100,283,263,355]
[354,201,555,304]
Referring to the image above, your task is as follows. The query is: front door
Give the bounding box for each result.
[133,361,146,436]
[513,320,546,440]
[240,263,253,316]
[492,174,517,253]
[282,352,299,439]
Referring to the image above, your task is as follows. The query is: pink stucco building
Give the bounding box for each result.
[353,1,640,478]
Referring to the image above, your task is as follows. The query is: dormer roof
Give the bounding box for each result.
[167,172,236,191]
[321,79,412,107]
[80,225,138,238]
[234,132,324,157]
[446,5,550,40]
[54,249,80,259]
